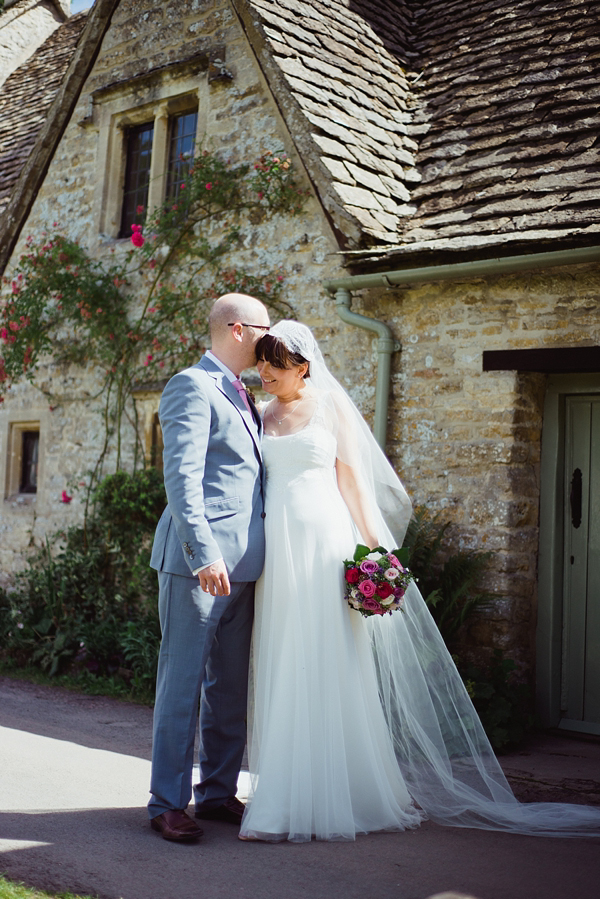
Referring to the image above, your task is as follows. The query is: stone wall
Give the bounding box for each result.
[351,264,600,673]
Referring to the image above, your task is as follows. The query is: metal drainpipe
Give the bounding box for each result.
[326,244,600,450]
[334,288,400,449]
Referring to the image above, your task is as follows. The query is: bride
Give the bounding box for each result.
[239,320,600,843]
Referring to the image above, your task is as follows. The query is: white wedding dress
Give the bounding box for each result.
[240,391,600,843]
[241,405,424,841]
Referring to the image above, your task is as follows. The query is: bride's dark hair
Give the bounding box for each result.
[255,333,310,378]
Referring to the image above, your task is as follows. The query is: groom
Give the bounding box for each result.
[148,293,270,841]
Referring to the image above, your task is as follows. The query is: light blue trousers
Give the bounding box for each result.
[148,571,254,818]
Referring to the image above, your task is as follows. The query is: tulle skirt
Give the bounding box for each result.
[241,466,423,841]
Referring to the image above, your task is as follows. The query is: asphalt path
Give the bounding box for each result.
[1,676,599,899]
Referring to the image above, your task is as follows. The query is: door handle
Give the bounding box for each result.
[570,467,582,529]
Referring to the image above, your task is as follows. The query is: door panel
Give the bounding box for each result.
[585,401,600,721]
[561,395,600,728]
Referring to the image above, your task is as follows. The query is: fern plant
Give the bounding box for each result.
[403,507,494,645]
[402,506,531,750]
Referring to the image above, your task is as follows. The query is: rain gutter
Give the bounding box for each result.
[323,244,600,448]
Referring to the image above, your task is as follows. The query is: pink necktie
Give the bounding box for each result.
[232,378,251,413]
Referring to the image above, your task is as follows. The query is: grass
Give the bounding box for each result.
[0,661,154,706]
[0,875,97,899]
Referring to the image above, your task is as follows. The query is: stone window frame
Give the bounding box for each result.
[93,67,208,240]
[2,415,47,503]
[132,385,168,472]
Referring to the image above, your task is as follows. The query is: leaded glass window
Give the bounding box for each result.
[119,121,154,237]
[166,111,198,202]
[20,431,39,494]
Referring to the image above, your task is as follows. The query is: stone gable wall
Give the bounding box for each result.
[0,0,349,582]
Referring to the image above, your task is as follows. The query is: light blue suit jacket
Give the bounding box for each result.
[150,355,265,582]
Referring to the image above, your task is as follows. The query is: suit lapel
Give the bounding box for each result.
[198,356,262,459]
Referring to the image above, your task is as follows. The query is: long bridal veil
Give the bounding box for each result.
[268,320,600,837]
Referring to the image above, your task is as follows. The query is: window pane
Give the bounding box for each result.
[166,111,198,202]
[20,431,39,494]
[119,122,154,238]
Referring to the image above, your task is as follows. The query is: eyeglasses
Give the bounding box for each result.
[228,323,270,331]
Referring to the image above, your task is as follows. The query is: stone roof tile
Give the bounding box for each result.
[239,0,419,244]
[241,0,599,252]
[401,0,600,252]
[0,12,88,216]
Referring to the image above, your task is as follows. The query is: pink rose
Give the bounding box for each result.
[359,559,379,575]
[131,224,145,247]
[387,553,403,570]
[384,567,399,580]
[358,579,376,598]
[345,567,360,584]
[361,597,381,613]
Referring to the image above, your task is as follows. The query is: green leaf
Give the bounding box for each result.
[353,544,370,562]
[36,617,53,635]
[53,632,67,651]
[424,588,442,609]
[393,547,411,567]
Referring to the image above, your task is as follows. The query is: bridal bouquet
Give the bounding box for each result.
[343,544,415,618]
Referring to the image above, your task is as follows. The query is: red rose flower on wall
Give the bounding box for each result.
[131,224,145,247]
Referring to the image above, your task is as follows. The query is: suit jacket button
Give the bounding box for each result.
[261,512,266,519]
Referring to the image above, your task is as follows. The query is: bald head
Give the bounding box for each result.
[209,293,270,343]
[208,293,271,375]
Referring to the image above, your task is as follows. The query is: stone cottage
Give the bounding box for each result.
[1,0,599,735]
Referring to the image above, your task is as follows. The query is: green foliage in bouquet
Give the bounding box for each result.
[402,506,532,750]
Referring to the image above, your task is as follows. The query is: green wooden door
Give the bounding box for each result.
[560,395,600,733]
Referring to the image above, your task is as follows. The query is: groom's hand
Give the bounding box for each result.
[199,560,231,596]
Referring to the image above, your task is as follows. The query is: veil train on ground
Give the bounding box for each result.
[265,320,600,838]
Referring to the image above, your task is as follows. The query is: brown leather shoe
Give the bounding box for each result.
[150,809,204,842]
[195,796,245,824]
